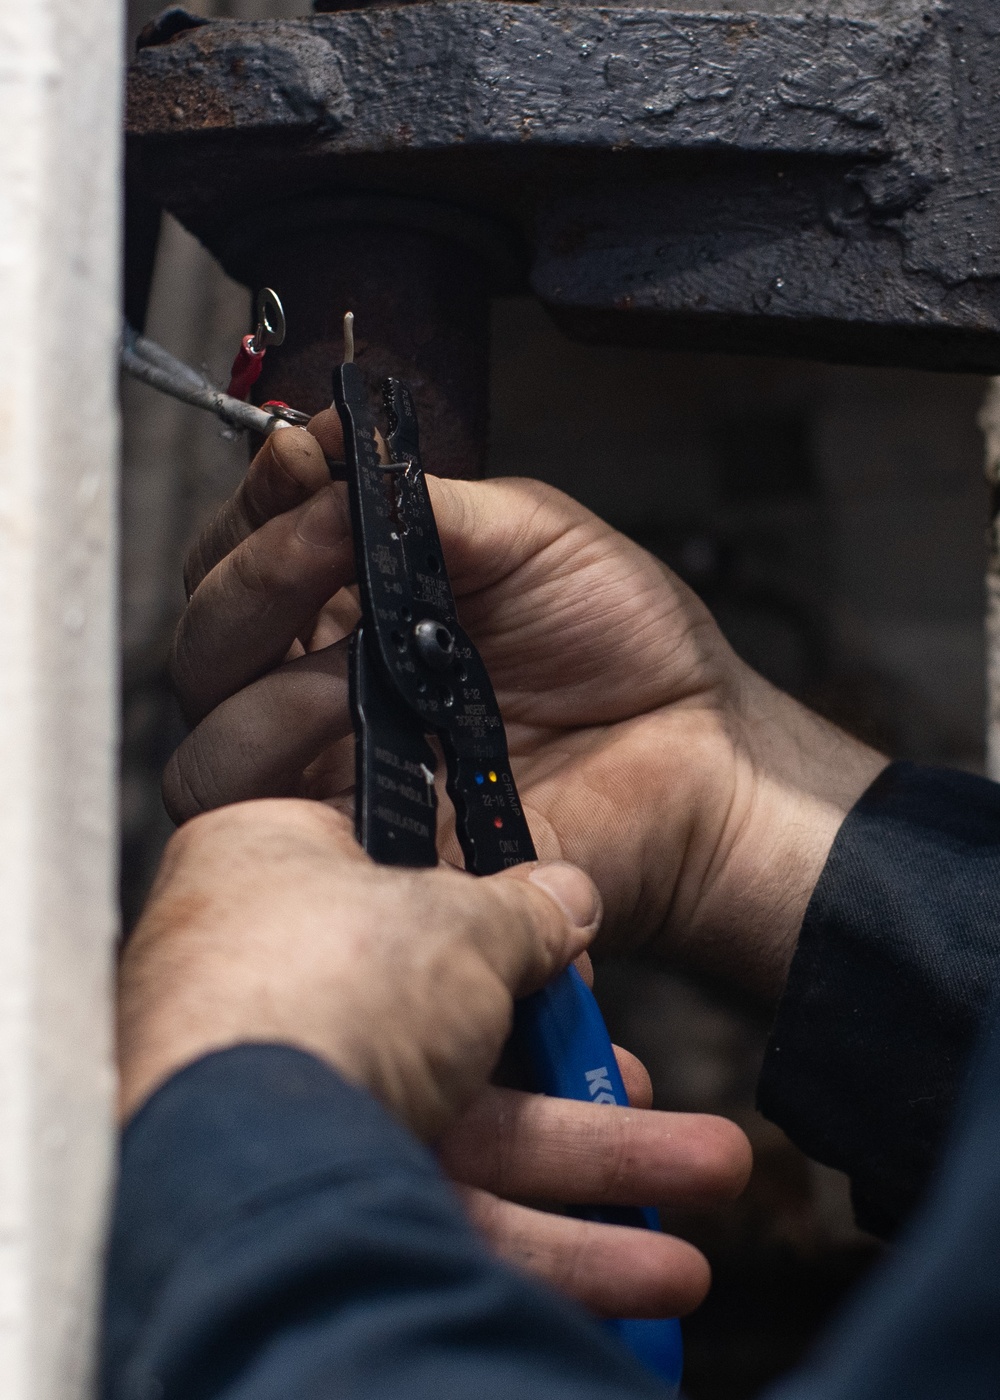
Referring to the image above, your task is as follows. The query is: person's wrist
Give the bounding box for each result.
[637,657,887,1003]
[682,664,887,1001]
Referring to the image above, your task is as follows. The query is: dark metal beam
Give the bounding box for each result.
[126,2,1000,371]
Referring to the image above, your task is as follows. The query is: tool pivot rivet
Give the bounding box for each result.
[413,619,455,672]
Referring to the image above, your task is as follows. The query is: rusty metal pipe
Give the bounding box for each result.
[214,200,509,479]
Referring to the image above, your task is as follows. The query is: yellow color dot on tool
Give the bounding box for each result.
[488,771,498,783]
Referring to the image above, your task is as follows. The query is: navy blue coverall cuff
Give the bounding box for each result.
[101,1043,666,1400]
[758,760,1000,1236]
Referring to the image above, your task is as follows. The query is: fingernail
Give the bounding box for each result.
[528,862,602,931]
[295,487,342,548]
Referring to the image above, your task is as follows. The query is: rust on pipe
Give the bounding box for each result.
[218,209,496,480]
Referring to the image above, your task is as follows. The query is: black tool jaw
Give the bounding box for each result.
[335,364,537,872]
[350,628,439,867]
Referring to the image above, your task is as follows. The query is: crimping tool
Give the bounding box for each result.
[332,315,683,1392]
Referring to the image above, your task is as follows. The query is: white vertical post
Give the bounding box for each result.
[0,0,120,1394]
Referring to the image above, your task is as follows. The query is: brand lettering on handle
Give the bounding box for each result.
[585,1066,617,1106]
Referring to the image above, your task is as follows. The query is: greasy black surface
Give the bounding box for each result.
[126,2,1000,371]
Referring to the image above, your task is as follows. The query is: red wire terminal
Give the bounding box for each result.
[227,334,266,400]
[227,288,286,400]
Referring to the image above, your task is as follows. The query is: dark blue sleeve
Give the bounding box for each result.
[101,1044,665,1400]
[761,1003,1000,1400]
[758,761,1000,1236]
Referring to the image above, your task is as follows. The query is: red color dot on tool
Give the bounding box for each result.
[494,818,504,829]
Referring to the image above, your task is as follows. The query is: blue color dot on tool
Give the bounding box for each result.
[475,773,485,785]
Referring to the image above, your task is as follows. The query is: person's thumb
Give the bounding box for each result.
[466,860,602,997]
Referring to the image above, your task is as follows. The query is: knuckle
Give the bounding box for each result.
[161,801,234,861]
[182,543,209,600]
[162,750,204,826]
[167,624,198,716]
[249,796,355,847]
[464,880,537,960]
[226,506,346,615]
[521,886,569,963]
[478,1090,520,1197]
[168,797,354,865]
[168,611,229,726]
[238,468,275,532]
[294,798,356,845]
[161,729,232,825]
[228,530,296,605]
[592,1113,646,1199]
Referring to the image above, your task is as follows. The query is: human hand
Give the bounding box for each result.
[118,799,750,1316]
[168,413,886,1000]
[162,420,758,1312]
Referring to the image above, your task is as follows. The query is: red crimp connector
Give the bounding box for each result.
[227,334,266,400]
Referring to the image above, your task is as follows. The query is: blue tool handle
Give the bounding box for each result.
[515,965,683,1394]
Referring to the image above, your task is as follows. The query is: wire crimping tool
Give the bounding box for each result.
[332,314,683,1392]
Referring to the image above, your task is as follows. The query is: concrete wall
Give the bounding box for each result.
[0,0,120,1394]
